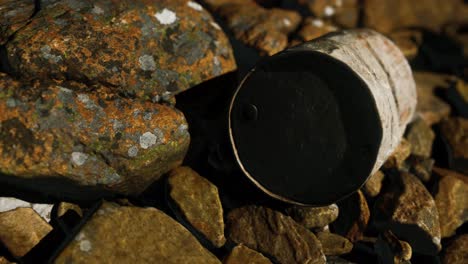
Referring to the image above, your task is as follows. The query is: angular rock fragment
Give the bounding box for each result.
[405,118,435,158]
[5,0,236,99]
[55,202,220,264]
[413,72,453,125]
[168,166,225,247]
[0,207,52,257]
[224,244,272,264]
[332,191,369,242]
[316,232,353,256]
[433,167,468,238]
[375,171,441,255]
[286,204,339,229]
[442,234,468,264]
[406,156,435,183]
[440,117,468,174]
[293,17,338,44]
[0,74,189,199]
[56,202,83,218]
[375,230,412,264]
[204,0,301,55]
[0,197,53,222]
[227,205,326,264]
[0,0,35,45]
[383,139,411,169]
[363,171,385,197]
[297,0,359,28]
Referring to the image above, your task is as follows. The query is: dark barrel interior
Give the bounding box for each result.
[229,50,383,205]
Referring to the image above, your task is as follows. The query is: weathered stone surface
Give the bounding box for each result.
[0,0,34,45]
[227,205,326,264]
[224,244,272,264]
[363,0,466,33]
[286,204,339,229]
[55,202,220,264]
[204,0,301,55]
[293,17,338,44]
[375,230,412,264]
[375,171,441,255]
[440,117,468,174]
[432,167,468,238]
[406,156,435,183]
[0,197,53,222]
[388,30,423,60]
[57,202,83,218]
[363,170,385,197]
[297,0,359,28]
[332,191,369,242]
[5,0,236,100]
[168,166,225,247]
[413,72,453,125]
[0,207,52,257]
[405,118,435,158]
[383,139,411,169]
[0,74,189,198]
[0,257,13,264]
[316,232,353,256]
[443,234,468,264]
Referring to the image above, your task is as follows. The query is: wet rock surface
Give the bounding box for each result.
[286,204,339,229]
[227,205,326,264]
[442,234,468,264]
[55,202,220,264]
[168,166,225,247]
[224,244,272,264]
[0,207,52,257]
[375,171,441,255]
[440,117,468,174]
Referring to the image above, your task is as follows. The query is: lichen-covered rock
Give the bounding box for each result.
[5,0,236,100]
[405,118,435,158]
[0,0,35,45]
[168,166,225,247]
[433,167,468,238]
[227,205,326,264]
[224,244,272,264]
[56,202,83,218]
[362,170,385,197]
[331,191,369,242]
[0,207,52,257]
[316,232,353,256]
[443,234,468,264]
[293,17,338,44]
[55,202,220,264]
[286,204,339,229]
[375,171,441,255]
[363,0,466,33]
[413,72,453,125]
[383,139,411,169]
[440,117,468,174]
[375,230,412,264]
[0,197,53,222]
[0,74,189,199]
[204,0,301,55]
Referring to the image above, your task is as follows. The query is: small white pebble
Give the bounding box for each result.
[71,152,88,166]
[154,8,177,25]
[324,6,335,17]
[139,132,157,149]
[80,240,92,252]
[187,1,203,11]
[283,18,291,27]
[312,19,324,27]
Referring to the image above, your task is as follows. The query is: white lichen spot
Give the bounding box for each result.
[152,95,161,103]
[323,6,335,17]
[283,18,291,27]
[91,5,104,14]
[187,1,203,11]
[154,8,177,25]
[143,112,153,121]
[6,98,16,108]
[161,91,172,102]
[432,236,441,246]
[80,240,92,252]
[112,119,124,131]
[77,93,90,104]
[312,19,324,27]
[40,45,62,63]
[213,56,220,66]
[138,54,156,71]
[75,232,86,241]
[177,124,189,135]
[210,21,221,30]
[71,152,88,166]
[58,86,72,93]
[139,132,157,149]
[127,146,139,157]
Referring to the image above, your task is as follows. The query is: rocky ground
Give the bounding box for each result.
[0,0,467,263]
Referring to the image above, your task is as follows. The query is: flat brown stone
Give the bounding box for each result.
[227,205,326,264]
[331,191,370,242]
[443,234,468,264]
[286,204,339,229]
[55,202,220,264]
[316,232,353,256]
[433,167,468,238]
[224,244,272,264]
[405,118,435,158]
[375,171,441,255]
[440,117,468,174]
[168,166,225,247]
[0,207,52,257]
[363,171,385,197]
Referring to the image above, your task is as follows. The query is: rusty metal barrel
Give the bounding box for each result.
[228,29,417,206]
